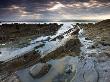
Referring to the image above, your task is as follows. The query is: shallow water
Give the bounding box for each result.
[17,56,79,82]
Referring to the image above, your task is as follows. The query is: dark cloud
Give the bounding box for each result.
[0,0,24,8]
[0,0,110,20]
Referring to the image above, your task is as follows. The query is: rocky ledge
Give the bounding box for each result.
[0,23,63,43]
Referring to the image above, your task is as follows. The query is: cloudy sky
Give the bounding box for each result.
[0,0,110,21]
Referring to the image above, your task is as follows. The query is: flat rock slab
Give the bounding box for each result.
[72,58,98,82]
[96,61,110,82]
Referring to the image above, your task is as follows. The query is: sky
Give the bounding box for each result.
[0,0,110,21]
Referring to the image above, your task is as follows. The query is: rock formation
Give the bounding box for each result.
[0,23,63,43]
[29,63,51,78]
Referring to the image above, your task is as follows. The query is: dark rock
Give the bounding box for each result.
[71,28,80,35]
[50,38,56,41]
[85,37,90,40]
[0,61,4,67]
[50,35,64,41]
[56,35,64,40]
[100,42,110,46]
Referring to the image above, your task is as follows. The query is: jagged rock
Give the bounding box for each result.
[29,63,51,78]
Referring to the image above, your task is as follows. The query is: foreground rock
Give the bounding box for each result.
[29,63,51,78]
